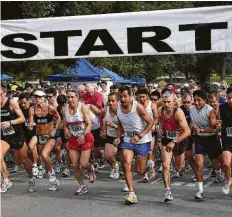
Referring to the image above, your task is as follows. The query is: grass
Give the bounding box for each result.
[210,75,232,85]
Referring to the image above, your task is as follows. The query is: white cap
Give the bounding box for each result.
[34,90,46,97]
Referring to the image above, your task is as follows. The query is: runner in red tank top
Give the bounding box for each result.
[158,88,190,202]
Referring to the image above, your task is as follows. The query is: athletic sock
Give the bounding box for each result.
[197,182,203,192]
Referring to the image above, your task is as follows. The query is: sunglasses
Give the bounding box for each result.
[151,98,158,101]
[147,86,153,88]
[47,95,54,98]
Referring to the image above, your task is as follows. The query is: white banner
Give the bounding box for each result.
[1,6,232,61]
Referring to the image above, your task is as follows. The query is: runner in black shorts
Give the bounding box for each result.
[0,84,35,193]
[218,87,232,195]
[18,92,39,177]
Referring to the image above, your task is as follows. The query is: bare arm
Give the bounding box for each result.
[9,99,25,125]
[137,103,153,137]
[28,106,35,131]
[82,104,92,135]
[151,102,159,125]
[49,105,61,129]
[203,110,217,133]
[90,104,101,116]
[175,109,191,143]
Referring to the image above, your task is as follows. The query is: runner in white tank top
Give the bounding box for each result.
[63,90,96,196]
[100,93,120,180]
[136,88,158,182]
[114,86,153,205]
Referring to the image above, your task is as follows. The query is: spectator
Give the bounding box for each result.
[99,81,110,106]
[25,84,34,94]
[131,83,138,97]
[83,83,103,109]
[146,80,155,94]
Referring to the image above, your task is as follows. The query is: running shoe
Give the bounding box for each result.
[62,168,70,177]
[164,190,173,202]
[141,172,149,182]
[195,190,203,200]
[48,179,60,191]
[75,185,88,195]
[37,168,46,179]
[89,165,96,183]
[110,162,120,180]
[158,164,163,173]
[122,183,129,192]
[32,165,39,177]
[13,165,19,173]
[125,192,138,205]
[0,180,12,193]
[214,172,224,183]
[28,177,36,192]
[55,164,62,173]
[221,181,231,195]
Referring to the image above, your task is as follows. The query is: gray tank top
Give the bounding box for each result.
[190,104,215,136]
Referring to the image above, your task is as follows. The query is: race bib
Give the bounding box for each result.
[226,127,232,137]
[2,125,15,136]
[38,135,50,144]
[68,123,85,137]
[126,131,139,138]
[166,131,178,139]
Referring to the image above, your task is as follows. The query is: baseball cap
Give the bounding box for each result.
[34,90,46,97]
[11,85,18,91]
[180,87,190,94]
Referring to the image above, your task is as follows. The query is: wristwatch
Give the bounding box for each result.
[138,134,143,140]
[10,120,15,125]
[200,128,204,133]
[172,139,177,144]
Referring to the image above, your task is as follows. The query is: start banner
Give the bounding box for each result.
[1,6,232,61]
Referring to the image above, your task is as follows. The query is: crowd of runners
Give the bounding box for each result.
[1,77,232,205]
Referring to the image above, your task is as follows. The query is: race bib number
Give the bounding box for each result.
[166,131,178,139]
[126,131,139,138]
[2,125,15,136]
[68,123,84,137]
[226,127,232,137]
[38,135,50,144]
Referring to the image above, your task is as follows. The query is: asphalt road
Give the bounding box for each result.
[1,163,232,217]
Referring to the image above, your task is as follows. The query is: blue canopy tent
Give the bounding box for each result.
[129,77,146,84]
[99,67,131,83]
[1,73,14,81]
[47,59,100,82]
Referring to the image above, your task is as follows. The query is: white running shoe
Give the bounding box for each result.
[62,168,70,177]
[142,172,149,182]
[195,190,203,200]
[221,182,231,195]
[48,172,60,191]
[164,190,173,202]
[158,165,163,173]
[75,185,88,195]
[55,164,62,173]
[28,178,36,192]
[13,165,19,173]
[32,165,39,177]
[122,183,129,192]
[214,172,224,183]
[37,168,46,179]
[0,180,12,193]
[110,162,120,180]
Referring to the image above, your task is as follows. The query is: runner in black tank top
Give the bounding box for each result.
[218,87,232,195]
[0,84,35,193]
[18,92,39,177]
[29,90,61,191]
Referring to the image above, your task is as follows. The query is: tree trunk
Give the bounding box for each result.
[220,57,226,82]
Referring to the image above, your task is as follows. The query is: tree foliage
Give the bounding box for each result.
[1,1,231,82]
